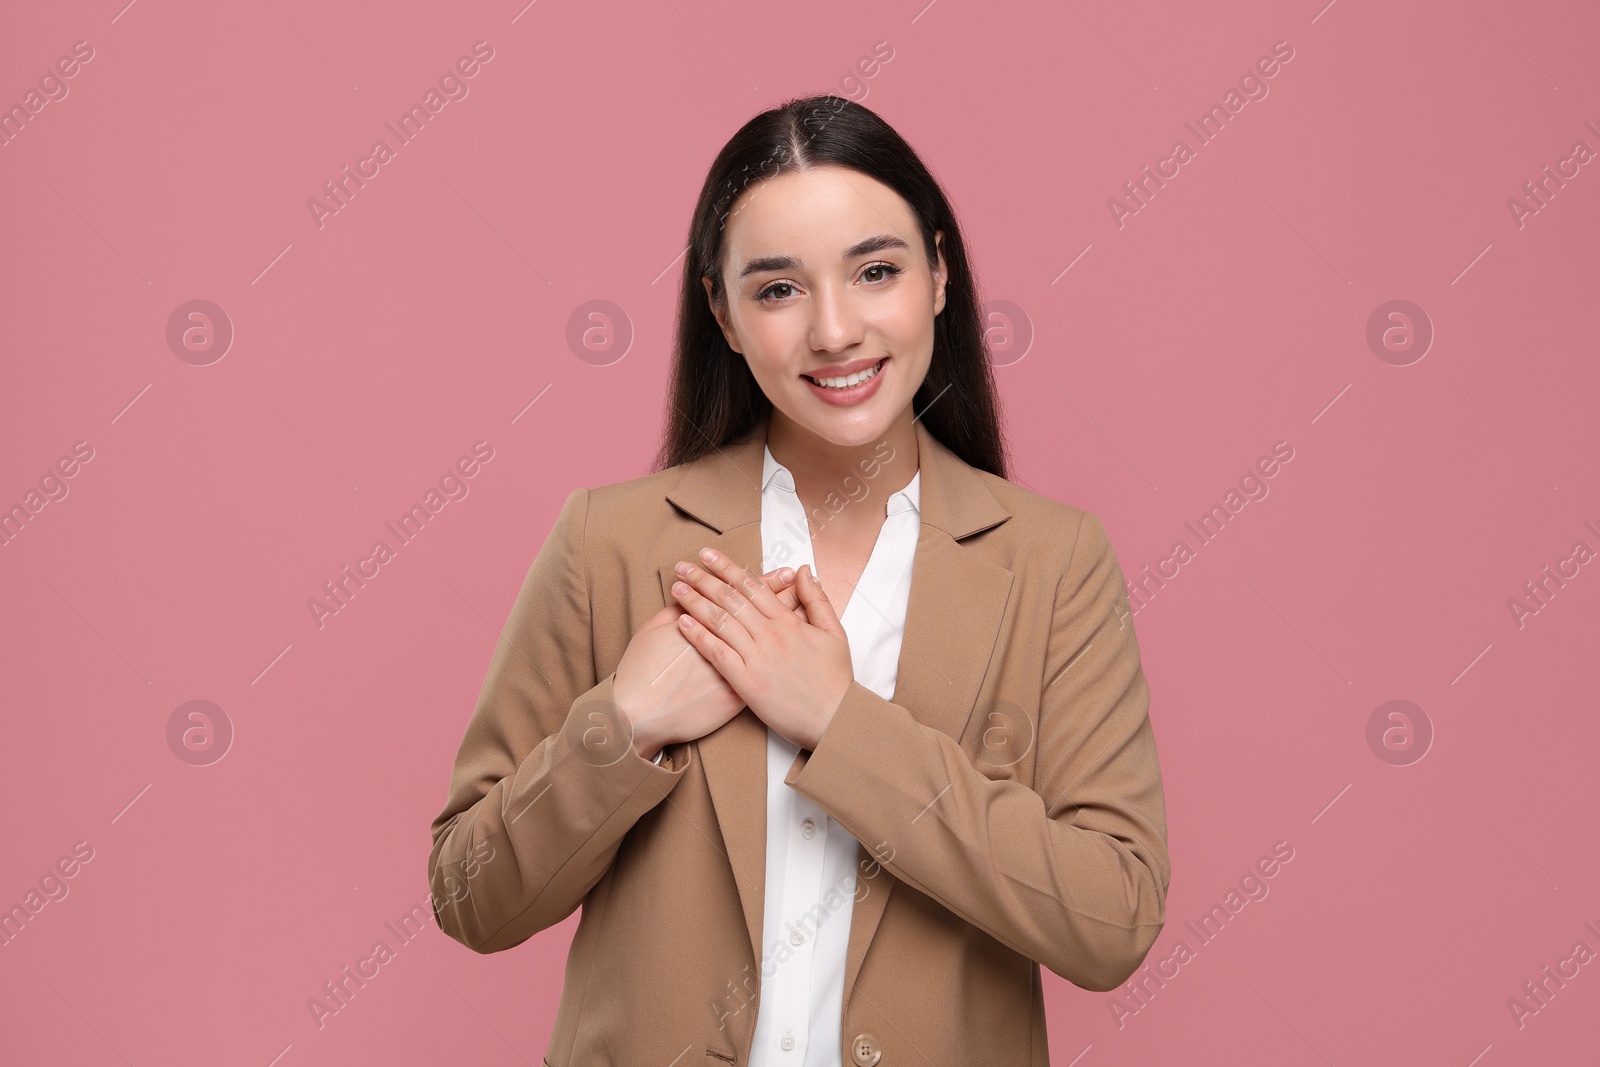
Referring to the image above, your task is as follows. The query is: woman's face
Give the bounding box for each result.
[704,164,947,449]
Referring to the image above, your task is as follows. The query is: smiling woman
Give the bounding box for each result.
[687,160,954,475]
[428,95,1171,1067]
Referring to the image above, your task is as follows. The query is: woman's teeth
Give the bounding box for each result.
[807,359,884,389]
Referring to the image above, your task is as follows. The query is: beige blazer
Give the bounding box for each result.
[428,413,1170,1067]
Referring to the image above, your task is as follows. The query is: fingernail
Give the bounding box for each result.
[778,568,794,582]
[672,581,688,594]
[674,561,691,575]
[701,547,719,562]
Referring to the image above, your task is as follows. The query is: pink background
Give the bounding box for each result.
[3,0,1597,1064]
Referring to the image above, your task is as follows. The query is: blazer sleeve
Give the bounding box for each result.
[783,509,1170,992]
[427,486,692,954]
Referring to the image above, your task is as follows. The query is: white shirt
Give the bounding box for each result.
[748,444,921,1067]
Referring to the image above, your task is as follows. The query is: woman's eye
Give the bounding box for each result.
[755,264,901,304]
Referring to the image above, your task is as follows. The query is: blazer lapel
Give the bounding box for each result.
[657,412,1015,1012]
[656,422,773,973]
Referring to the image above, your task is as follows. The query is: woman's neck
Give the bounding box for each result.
[765,406,920,521]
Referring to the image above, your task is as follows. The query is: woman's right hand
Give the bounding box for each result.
[615,567,804,761]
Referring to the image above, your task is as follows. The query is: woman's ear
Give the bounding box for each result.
[932,229,948,316]
[702,275,743,354]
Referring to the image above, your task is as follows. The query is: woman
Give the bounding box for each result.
[428,95,1170,1067]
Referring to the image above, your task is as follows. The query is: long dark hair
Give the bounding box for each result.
[651,94,1009,480]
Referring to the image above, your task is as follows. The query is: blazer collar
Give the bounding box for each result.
[662,412,1010,541]
[656,412,1015,1025]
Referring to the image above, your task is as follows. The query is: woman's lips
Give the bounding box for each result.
[802,356,889,407]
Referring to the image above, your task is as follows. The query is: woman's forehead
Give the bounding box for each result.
[722,169,919,269]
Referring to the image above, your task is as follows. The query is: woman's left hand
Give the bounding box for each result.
[670,548,852,751]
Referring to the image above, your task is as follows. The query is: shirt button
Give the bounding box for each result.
[800,817,816,838]
[780,1032,795,1051]
[790,929,804,945]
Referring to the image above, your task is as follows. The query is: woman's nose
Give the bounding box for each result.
[808,286,864,352]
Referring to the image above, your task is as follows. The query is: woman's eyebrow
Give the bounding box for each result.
[737,234,912,278]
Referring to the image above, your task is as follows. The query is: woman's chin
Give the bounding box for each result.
[782,399,905,449]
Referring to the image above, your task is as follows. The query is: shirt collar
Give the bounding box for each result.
[763,445,920,517]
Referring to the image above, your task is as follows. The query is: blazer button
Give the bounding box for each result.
[850,1032,881,1066]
